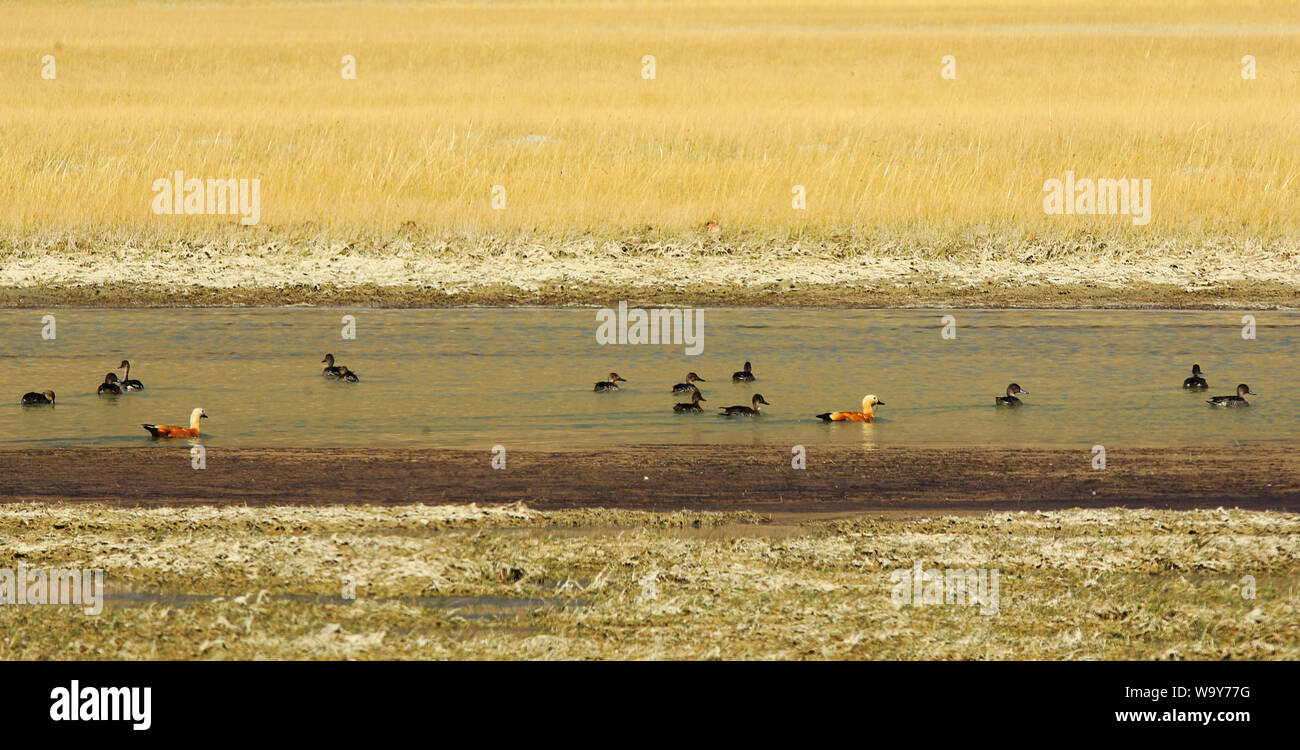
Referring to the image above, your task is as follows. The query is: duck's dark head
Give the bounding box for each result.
[744,361,752,372]
[753,394,770,406]
[1238,384,1256,396]
[608,373,625,382]
[322,354,335,365]
[44,390,55,402]
[692,391,706,403]
[686,372,704,382]
[118,359,130,369]
[104,372,119,384]
[1007,383,1027,396]
[1191,364,1203,375]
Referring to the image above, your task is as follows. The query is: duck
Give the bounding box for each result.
[1208,384,1255,407]
[671,372,706,393]
[322,353,344,378]
[720,394,769,416]
[117,360,145,390]
[731,361,756,382]
[816,395,885,423]
[97,372,123,395]
[594,373,626,392]
[995,383,1029,406]
[142,408,207,438]
[20,390,55,405]
[1182,364,1208,389]
[673,390,707,413]
[336,366,359,383]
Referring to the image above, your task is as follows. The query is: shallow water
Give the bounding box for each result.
[1,308,1294,449]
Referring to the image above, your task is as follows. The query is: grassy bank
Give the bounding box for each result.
[3,1,1298,277]
[1,503,1296,659]
[4,0,1298,237]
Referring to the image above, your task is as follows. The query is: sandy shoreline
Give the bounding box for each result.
[3,445,1297,512]
[4,235,1299,309]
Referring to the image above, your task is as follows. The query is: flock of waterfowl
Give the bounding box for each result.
[591,361,1260,421]
[595,360,781,418]
[1185,362,1257,406]
[15,353,362,440]
[18,358,199,437]
[21,359,144,404]
[14,355,1259,441]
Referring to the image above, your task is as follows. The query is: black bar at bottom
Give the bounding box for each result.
[1,660,1287,739]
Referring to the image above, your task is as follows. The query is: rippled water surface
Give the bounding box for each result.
[1,308,1295,449]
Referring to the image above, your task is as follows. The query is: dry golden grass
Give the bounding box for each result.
[2,503,1296,660]
[2,0,1298,248]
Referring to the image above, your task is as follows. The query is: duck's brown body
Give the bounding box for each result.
[143,408,207,438]
[143,424,199,438]
[820,410,874,422]
[817,395,884,422]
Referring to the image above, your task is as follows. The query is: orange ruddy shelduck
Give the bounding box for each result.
[816,395,885,423]
[142,408,208,438]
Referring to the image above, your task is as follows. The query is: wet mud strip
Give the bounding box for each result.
[2,279,1300,309]
[1,445,1297,512]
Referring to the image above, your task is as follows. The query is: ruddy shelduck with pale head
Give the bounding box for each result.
[142,408,208,438]
[816,394,884,423]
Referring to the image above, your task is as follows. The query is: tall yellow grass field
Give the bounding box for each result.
[1,0,1298,244]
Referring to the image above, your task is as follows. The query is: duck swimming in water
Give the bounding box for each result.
[816,395,885,423]
[673,390,707,412]
[1182,364,1208,389]
[594,373,626,392]
[1208,384,1255,407]
[322,354,344,378]
[20,390,55,405]
[671,372,706,393]
[98,372,123,395]
[117,360,145,390]
[335,366,359,383]
[995,383,1029,406]
[142,408,207,438]
[720,394,769,416]
[731,361,756,382]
